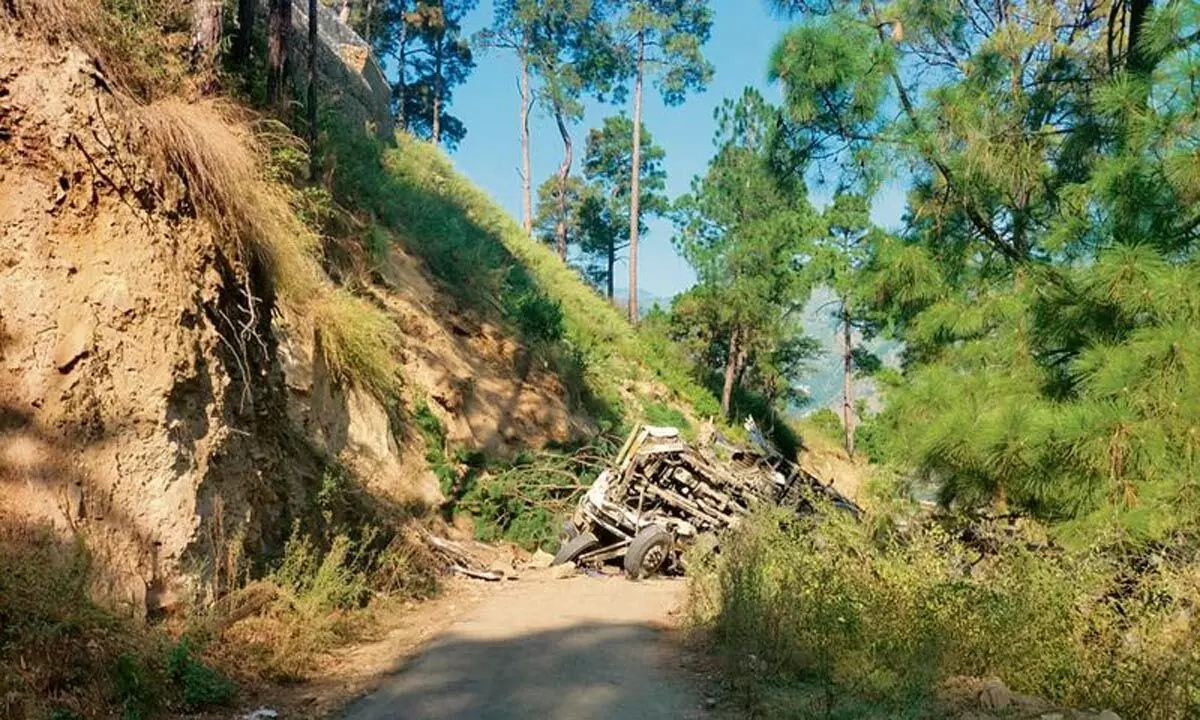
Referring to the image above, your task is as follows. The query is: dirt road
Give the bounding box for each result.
[341,572,710,720]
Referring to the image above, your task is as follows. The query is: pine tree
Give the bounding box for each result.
[532,174,587,255]
[375,0,475,149]
[610,0,713,321]
[809,193,882,456]
[579,115,668,301]
[477,0,543,235]
[481,1,626,252]
[768,0,1200,537]
[673,88,817,418]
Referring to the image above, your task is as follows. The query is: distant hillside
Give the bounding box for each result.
[796,287,900,414]
[612,288,673,317]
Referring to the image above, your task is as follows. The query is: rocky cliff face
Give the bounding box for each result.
[0,38,318,615]
[289,0,394,140]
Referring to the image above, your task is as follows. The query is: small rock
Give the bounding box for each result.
[1012,693,1052,713]
[550,561,576,579]
[240,709,279,720]
[704,696,718,709]
[527,549,555,569]
[1096,712,1121,720]
[53,313,95,373]
[979,677,1013,711]
[1039,714,1064,720]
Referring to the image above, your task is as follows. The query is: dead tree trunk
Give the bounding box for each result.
[267,0,292,110]
[553,102,573,261]
[626,29,645,323]
[338,0,350,24]
[519,52,532,235]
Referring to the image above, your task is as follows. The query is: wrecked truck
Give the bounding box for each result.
[554,422,859,579]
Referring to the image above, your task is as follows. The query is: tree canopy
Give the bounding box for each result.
[764,0,1200,540]
[672,88,819,419]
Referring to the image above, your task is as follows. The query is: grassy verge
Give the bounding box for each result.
[0,512,440,716]
[689,506,1200,719]
[0,520,235,719]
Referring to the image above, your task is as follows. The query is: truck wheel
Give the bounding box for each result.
[624,525,672,580]
[559,519,580,544]
[552,531,598,566]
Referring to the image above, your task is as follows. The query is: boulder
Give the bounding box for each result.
[527,549,555,569]
[979,677,1013,711]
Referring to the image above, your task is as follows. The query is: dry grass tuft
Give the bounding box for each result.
[313,294,405,398]
[134,100,402,398]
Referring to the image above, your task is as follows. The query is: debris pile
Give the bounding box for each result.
[603,428,801,534]
[558,424,859,578]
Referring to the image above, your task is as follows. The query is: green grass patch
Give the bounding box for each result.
[642,400,692,433]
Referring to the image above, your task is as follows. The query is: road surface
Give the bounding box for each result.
[341,573,708,720]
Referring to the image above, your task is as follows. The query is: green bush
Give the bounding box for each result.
[802,408,844,444]
[642,400,692,433]
[114,653,156,720]
[168,640,236,709]
[691,508,1200,719]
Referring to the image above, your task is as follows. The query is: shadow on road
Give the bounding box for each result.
[341,621,702,720]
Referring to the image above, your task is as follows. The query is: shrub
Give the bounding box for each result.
[691,507,1200,719]
[114,653,156,719]
[168,640,236,708]
[642,400,692,433]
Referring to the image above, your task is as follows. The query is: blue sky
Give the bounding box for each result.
[449,0,907,300]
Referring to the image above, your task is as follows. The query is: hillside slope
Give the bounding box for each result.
[0,0,720,613]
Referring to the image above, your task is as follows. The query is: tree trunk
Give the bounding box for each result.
[307,0,319,181]
[267,0,292,110]
[396,1,408,131]
[606,241,615,300]
[841,306,856,456]
[721,326,741,419]
[519,53,532,235]
[432,34,443,145]
[338,0,350,24]
[1126,0,1153,76]
[626,30,645,323]
[190,0,223,87]
[234,0,257,67]
[553,103,573,261]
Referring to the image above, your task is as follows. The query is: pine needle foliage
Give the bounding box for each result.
[767,0,1200,543]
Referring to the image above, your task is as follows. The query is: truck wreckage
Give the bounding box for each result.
[554,421,860,579]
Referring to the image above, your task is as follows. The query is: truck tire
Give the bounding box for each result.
[552,531,598,566]
[559,519,580,544]
[624,525,672,580]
